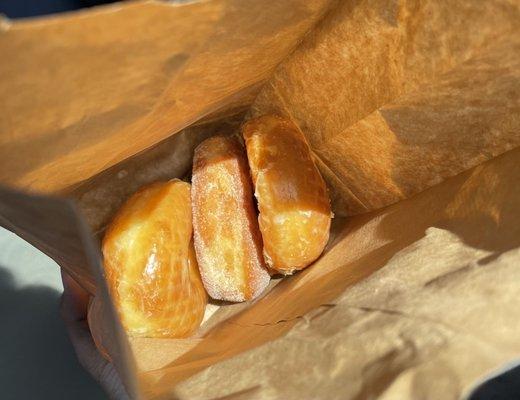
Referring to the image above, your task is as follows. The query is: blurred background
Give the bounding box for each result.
[0,0,115,18]
[0,0,518,399]
[0,227,107,399]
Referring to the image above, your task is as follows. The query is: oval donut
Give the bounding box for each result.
[102,180,207,338]
[192,135,270,302]
[242,115,332,274]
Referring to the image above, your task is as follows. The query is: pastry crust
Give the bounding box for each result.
[191,135,270,301]
[242,115,331,274]
[102,180,207,338]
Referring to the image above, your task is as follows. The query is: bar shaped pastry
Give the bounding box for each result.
[102,180,207,338]
[242,115,332,274]
[192,135,270,302]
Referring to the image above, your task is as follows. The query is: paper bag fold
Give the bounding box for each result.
[0,0,332,193]
[172,146,520,400]
[252,0,520,215]
[0,1,520,400]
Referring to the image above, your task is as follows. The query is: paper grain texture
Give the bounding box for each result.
[0,1,519,399]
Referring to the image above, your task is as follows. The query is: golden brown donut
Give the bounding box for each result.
[191,135,270,302]
[242,115,332,274]
[102,180,207,338]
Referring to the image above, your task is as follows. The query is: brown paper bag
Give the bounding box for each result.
[1,1,519,399]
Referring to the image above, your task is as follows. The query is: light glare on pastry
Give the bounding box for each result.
[102,180,207,338]
[192,135,270,302]
[242,115,332,274]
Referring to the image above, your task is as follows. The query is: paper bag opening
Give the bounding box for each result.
[1,0,519,399]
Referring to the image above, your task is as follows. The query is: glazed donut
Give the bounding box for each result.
[242,115,331,274]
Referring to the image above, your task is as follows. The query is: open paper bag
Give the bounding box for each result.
[1,1,519,399]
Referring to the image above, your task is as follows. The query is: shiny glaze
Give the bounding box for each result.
[242,115,332,273]
[102,180,207,338]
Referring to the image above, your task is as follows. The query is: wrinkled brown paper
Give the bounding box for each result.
[0,1,519,399]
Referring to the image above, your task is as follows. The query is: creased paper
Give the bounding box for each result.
[174,147,520,400]
[252,0,520,215]
[0,1,519,400]
[0,0,331,193]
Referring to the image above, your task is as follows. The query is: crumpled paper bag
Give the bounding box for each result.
[0,1,519,399]
[174,148,520,400]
